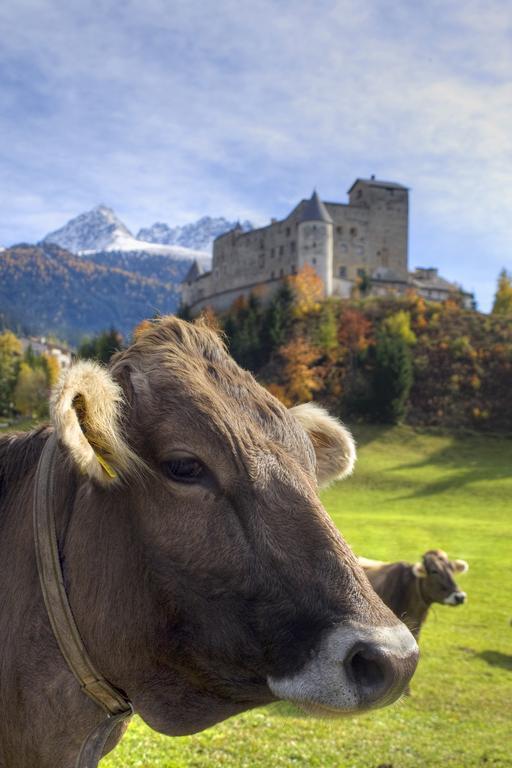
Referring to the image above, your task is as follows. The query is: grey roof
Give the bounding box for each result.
[410,267,460,292]
[348,178,408,194]
[183,259,205,283]
[299,191,333,224]
[371,266,407,283]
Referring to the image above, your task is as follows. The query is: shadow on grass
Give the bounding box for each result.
[389,437,512,499]
[458,646,512,672]
[476,650,512,672]
[340,422,395,450]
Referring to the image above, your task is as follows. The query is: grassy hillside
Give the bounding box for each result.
[101,425,512,768]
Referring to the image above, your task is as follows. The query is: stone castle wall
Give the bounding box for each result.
[182,178,409,312]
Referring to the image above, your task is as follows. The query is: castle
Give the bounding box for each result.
[182,177,473,313]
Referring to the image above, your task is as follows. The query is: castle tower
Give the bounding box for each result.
[347,177,408,279]
[297,191,333,296]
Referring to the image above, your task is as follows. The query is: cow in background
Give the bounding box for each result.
[359,550,469,640]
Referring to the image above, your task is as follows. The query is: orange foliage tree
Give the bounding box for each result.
[338,308,373,354]
[288,265,324,318]
[278,336,324,405]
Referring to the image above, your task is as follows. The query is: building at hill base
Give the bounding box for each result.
[182,177,474,314]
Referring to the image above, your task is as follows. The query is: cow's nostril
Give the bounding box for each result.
[344,640,408,708]
[347,648,386,690]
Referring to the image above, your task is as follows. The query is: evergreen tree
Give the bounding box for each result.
[176,302,193,321]
[492,269,512,315]
[371,330,413,423]
[78,328,123,364]
[261,281,294,352]
[315,301,338,355]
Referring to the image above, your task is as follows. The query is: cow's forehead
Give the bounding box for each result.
[159,356,313,456]
[116,320,316,466]
[424,549,449,565]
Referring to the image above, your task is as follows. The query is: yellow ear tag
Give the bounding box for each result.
[94,451,117,480]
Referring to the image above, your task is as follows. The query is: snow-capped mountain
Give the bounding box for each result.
[43,205,209,262]
[43,207,251,262]
[43,205,133,253]
[137,216,253,253]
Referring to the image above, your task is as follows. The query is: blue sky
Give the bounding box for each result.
[1,0,511,311]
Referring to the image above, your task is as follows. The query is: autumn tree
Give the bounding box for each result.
[41,353,60,387]
[279,337,324,404]
[382,310,416,345]
[289,265,324,318]
[0,331,22,415]
[13,362,49,418]
[132,318,154,340]
[338,308,373,354]
[492,269,512,315]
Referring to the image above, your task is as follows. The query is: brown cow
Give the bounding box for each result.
[359,550,469,640]
[0,317,418,768]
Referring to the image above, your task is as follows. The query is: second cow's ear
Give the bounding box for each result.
[290,403,356,487]
[452,559,469,574]
[51,360,140,486]
[412,562,427,578]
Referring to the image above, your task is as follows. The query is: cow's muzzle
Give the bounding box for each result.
[444,591,467,606]
[267,621,419,714]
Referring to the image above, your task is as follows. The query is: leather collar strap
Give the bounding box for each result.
[33,432,133,768]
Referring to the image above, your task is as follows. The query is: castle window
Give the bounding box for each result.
[270,248,275,258]
[312,257,317,265]
[279,245,284,256]
[350,227,357,237]
[291,265,296,274]
[339,266,347,278]
[286,227,291,237]
[336,226,343,235]
[290,241,296,253]
[258,254,265,269]
[260,240,264,249]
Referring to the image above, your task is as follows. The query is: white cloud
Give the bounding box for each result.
[0,0,510,309]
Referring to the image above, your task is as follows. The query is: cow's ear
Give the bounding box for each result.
[290,403,356,487]
[412,562,427,578]
[453,559,469,574]
[51,360,138,485]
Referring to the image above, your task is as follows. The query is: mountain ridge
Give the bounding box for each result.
[0,243,180,344]
[137,216,253,252]
[43,205,253,256]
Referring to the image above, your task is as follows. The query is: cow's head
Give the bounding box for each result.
[412,549,468,606]
[51,317,418,735]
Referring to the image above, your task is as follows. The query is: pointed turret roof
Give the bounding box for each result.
[299,191,333,224]
[184,259,204,283]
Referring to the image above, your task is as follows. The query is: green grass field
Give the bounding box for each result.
[9,420,509,767]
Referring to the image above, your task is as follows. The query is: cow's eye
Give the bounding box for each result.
[162,457,205,483]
